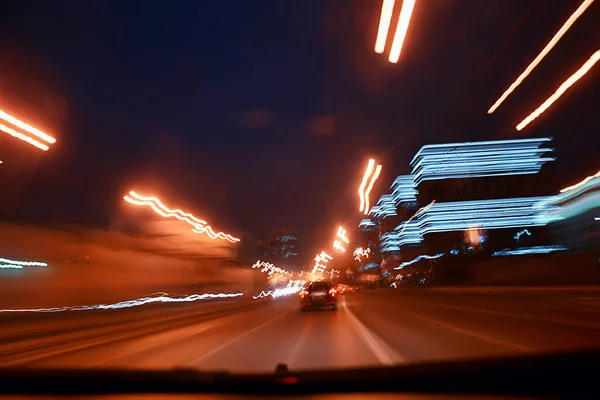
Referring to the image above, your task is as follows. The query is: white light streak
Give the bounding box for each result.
[375,0,396,54]
[388,0,416,63]
[394,253,444,270]
[0,292,243,313]
[492,245,568,257]
[0,257,48,269]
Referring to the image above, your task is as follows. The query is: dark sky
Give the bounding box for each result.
[0,0,598,261]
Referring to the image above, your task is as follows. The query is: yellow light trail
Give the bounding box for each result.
[560,169,600,193]
[375,0,396,54]
[388,0,416,63]
[488,0,595,114]
[516,49,600,131]
[0,109,56,144]
[0,123,50,151]
[364,164,383,214]
[358,159,375,213]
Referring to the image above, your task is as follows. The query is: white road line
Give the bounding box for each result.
[342,298,404,365]
[410,300,600,329]
[406,311,535,352]
[285,319,312,365]
[186,309,293,366]
[89,319,226,366]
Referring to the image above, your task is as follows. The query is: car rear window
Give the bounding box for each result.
[309,282,331,290]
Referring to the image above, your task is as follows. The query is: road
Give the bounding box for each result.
[2,286,600,372]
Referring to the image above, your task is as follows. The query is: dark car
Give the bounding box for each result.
[299,281,338,311]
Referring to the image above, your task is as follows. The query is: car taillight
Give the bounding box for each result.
[300,290,308,298]
[328,288,337,296]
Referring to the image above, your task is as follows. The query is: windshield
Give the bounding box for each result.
[0,0,599,376]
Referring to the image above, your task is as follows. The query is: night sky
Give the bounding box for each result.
[0,0,598,260]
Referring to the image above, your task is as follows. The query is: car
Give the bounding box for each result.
[299,281,338,311]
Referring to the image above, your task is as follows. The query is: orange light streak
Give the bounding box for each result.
[124,192,207,225]
[124,191,240,243]
[516,49,600,131]
[388,0,416,63]
[0,109,56,144]
[359,159,375,213]
[375,0,396,54]
[488,0,595,114]
[364,164,383,214]
[0,123,49,151]
[560,170,600,193]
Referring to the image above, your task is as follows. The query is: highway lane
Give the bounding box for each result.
[2,286,600,372]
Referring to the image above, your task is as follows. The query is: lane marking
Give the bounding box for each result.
[186,308,293,366]
[88,319,226,366]
[285,319,312,365]
[342,298,404,365]
[409,300,600,329]
[0,303,264,367]
[403,309,535,352]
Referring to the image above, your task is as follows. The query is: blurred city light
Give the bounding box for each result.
[514,229,532,241]
[492,245,569,257]
[0,108,56,144]
[333,226,349,252]
[124,190,240,243]
[517,50,600,131]
[0,257,48,269]
[253,280,306,299]
[382,197,558,252]
[359,159,375,213]
[364,164,383,214]
[337,227,349,244]
[0,292,243,313]
[374,0,395,54]
[393,253,444,270]
[411,138,555,184]
[560,169,600,193]
[0,123,50,151]
[540,169,600,220]
[353,247,371,262]
[333,240,346,252]
[488,0,595,114]
[251,260,293,277]
[312,250,333,274]
[388,0,416,63]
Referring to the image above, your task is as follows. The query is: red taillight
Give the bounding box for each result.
[329,288,337,296]
[300,290,308,298]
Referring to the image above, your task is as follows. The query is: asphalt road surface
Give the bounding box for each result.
[2,286,600,372]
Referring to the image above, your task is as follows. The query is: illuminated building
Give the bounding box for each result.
[365,138,557,275]
[258,228,300,269]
